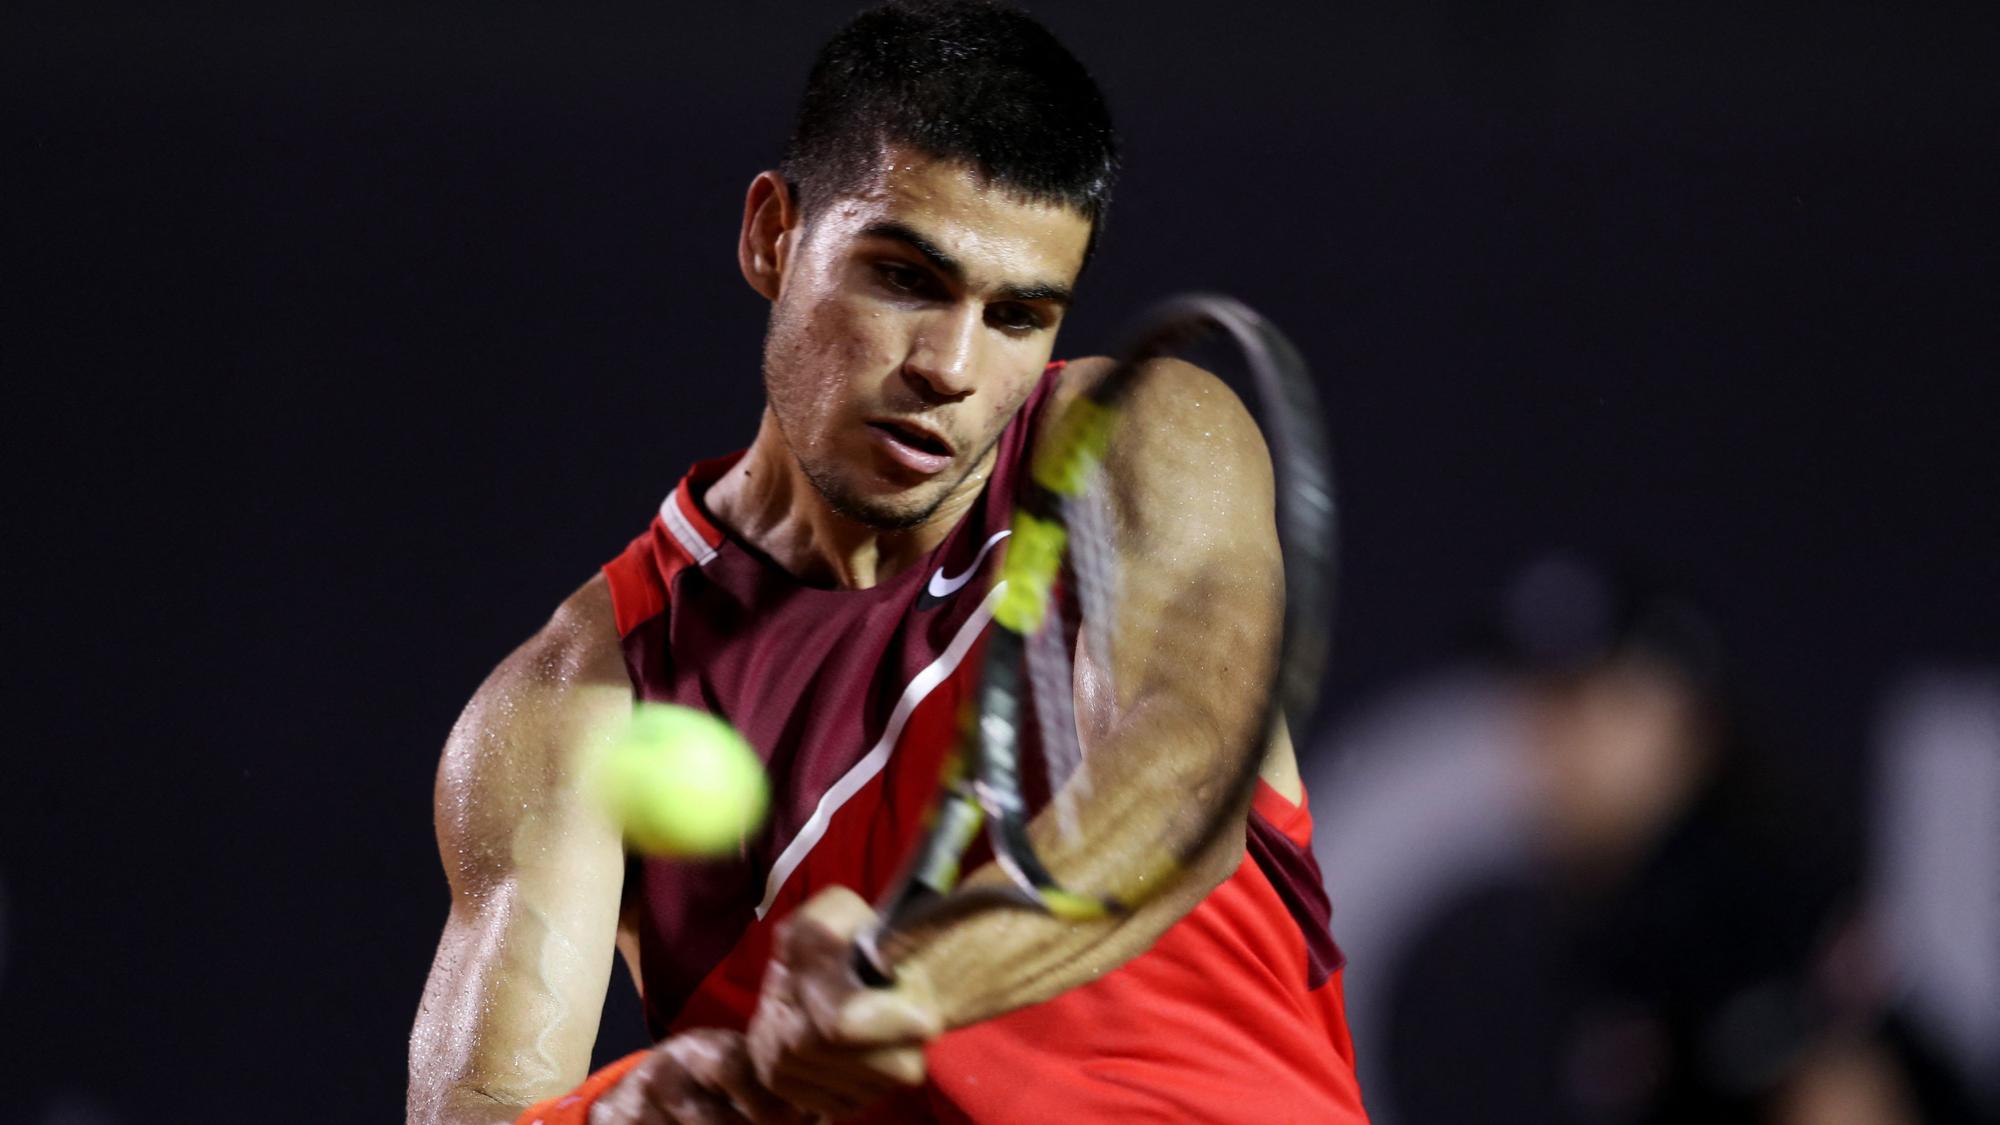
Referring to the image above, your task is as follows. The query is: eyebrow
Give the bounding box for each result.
[860,220,1075,308]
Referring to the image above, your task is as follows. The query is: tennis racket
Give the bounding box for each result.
[855,292,1336,983]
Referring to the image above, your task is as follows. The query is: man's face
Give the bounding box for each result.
[760,150,1091,530]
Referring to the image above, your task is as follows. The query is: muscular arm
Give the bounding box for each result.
[892,355,1292,1025]
[407,576,633,1125]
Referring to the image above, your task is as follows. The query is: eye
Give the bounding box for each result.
[987,303,1048,334]
[875,262,930,295]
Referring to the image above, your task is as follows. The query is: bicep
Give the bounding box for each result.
[409,591,633,1121]
[1092,359,1284,747]
[1050,361,1285,888]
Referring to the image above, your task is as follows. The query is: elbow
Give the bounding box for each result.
[1164,810,1248,916]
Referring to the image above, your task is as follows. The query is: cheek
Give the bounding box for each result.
[838,307,898,375]
[771,294,894,399]
[966,366,1044,444]
[1001,363,1048,415]
[805,275,899,359]
[980,393,1018,432]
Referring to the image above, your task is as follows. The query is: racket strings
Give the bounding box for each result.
[1024,606,1087,842]
[1063,469,1122,681]
[1023,465,1125,846]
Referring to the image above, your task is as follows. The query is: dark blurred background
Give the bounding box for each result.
[4,1,1995,1120]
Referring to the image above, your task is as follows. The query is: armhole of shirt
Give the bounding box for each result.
[603,517,702,640]
[1253,778,1314,848]
[603,526,669,640]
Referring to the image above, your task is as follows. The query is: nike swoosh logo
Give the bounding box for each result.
[927,530,1011,600]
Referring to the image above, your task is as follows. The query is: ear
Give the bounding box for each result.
[738,171,799,301]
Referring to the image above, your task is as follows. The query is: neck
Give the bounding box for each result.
[704,411,988,589]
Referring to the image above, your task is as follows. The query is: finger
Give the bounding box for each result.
[645,1059,754,1125]
[668,1028,756,1086]
[834,984,942,1047]
[602,1034,759,1125]
[749,1016,871,1118]
[853,1043,927,1088]
[761,1037,895,1118]
[775,906,868,1041]
[761,1068,867,1123]
[591,1057,678,1125]
[686,1030,808,1125]
[766,1047,876,1107]
[766,1040,918,1113]
[749,981,815,1088]
[657,1091,752,1125]
[783,1040,927,1096]
[791,886,877,941]
[714,1072,806,1125]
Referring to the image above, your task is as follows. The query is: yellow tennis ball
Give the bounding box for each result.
[594,702,769,857]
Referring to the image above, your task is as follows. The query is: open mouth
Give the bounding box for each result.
[866,419,956,475]
[868,420,953,458]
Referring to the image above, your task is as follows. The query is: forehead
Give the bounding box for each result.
[808,149,1092,285]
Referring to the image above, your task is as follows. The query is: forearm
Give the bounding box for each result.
[889,695,1255,1028]
[901,850,1240,1028]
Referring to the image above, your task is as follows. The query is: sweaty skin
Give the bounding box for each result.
[706,152,1085,588]
[407,150,1301,1123]
[408,576,633,1125]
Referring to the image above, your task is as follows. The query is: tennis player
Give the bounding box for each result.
[407,3,1366,1122]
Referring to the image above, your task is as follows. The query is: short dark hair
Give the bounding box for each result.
[781,1,1119,243]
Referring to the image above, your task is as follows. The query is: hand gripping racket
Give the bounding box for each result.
[856,293,1336,983]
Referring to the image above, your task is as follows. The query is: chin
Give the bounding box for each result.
[803,463,944,531]
[835,498,935,531]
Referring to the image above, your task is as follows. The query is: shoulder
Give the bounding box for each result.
[473,574,628,724]
[1046,355,1275,540]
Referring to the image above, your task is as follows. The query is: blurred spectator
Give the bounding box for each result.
[1848,672,2000,1122]
[1308,555,1991,1124]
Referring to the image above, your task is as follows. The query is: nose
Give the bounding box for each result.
[901,303,982,402]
